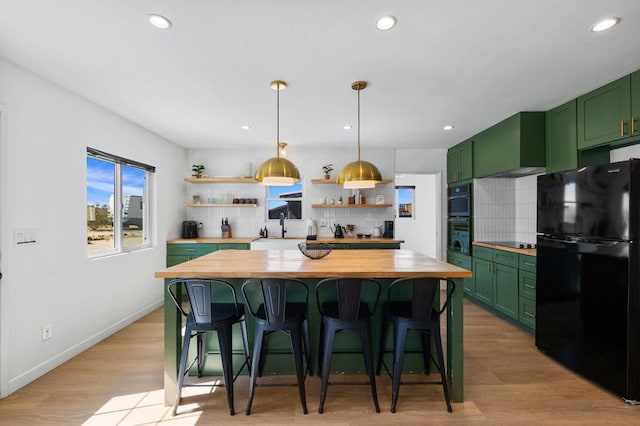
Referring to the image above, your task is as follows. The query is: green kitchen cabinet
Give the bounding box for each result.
[349,242,401,249]
[166,242,249,267]
[493,263,519,320]
[217,243,250,250]
[166,255,192,267]
[447,139,473,184]
[546,99,578,173]
[632,70,640,139]
[518,254,537,331]
[166,243,218,267]
[471,256,493,305]
[577,74,631,149]
[473,112,545,178]
[447,251,473,295]
[470,246,522,323]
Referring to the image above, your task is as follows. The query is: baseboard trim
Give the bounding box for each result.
[5,299,163,396]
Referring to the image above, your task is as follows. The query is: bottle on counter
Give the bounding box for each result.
[263,225,268,238]
[221,218,231,238]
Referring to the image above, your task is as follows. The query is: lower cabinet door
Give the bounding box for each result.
[472,257,493,305]
[493,264,519,320]
[519,297,536,329]
[448,252,473,294]
[166,255,192,267]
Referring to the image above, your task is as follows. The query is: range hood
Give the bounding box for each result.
[486,166,547,178]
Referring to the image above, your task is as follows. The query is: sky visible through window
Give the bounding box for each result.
[87,157,144,206]
[397,187,413,204]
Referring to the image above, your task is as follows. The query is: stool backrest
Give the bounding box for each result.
[316,278,381,323]
[242,278,308,325]
[387,278,456,321]
[167,278,240,324]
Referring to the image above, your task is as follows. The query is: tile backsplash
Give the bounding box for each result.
[473,174,538,244]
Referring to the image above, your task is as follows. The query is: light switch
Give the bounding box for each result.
[14,228,37,246]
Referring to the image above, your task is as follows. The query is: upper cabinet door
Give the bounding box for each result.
[631,70,640,138]
[546,99,577,174]
[577,75,631,149]
[458,140,473,181]
[447,147,460,183]
[447,139,473,184]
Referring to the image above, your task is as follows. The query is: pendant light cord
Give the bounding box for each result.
[276,82,280,158]
[357,87,361,161]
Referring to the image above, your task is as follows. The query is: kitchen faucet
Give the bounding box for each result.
[279,212,287,238]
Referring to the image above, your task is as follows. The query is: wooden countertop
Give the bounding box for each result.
[309,237,404,244]
[155,249,471,279]
[167,238,255,244]
[167,237,403,245]
[473,241,536,256]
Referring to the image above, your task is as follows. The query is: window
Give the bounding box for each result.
[267,181,303,220]
[396,186,415,218]
[86,148,155,256]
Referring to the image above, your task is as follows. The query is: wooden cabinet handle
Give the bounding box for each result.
[621,120,627,137]
[632,117,637,135]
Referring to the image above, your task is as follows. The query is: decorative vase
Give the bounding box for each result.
[324,174,331,180]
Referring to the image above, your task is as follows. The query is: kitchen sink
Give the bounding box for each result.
[250,238,305,250]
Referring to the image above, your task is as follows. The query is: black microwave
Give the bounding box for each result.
[448,183,471,217]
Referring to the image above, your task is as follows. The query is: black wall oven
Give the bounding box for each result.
[448,217,470,254]
[448,183,471,217]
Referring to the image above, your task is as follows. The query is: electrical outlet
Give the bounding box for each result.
[42,324,52,341]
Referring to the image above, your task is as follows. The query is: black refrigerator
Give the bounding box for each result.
[537,159,640,403]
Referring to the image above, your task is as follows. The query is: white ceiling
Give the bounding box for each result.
[1,1,639,151]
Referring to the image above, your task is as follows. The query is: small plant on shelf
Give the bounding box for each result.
[192,164,205,178]
[322,164,334,179]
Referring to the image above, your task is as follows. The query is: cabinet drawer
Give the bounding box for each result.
[493,249,518,268]
[473,246,493,261]
[166,243,217,256]
[448,251,472,270]
[519,270,536,300]
[217,243,249,250]
[519,297,536,329]
[519,254,537,272]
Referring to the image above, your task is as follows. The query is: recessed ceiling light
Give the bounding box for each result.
[591,17,620,32]
[344,125,352,130]
[376,16,397,31]
[148,14,172,30]
[241,125,252,130]
[444,125,454,131]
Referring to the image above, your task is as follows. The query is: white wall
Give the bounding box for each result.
[0,58,186,396]
[394,174,439,258]
[395,148,447,260]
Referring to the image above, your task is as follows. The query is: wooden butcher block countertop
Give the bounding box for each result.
[155,249,471,279]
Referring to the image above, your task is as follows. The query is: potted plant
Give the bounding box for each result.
[192,164,205,178]
[322,164,334,180]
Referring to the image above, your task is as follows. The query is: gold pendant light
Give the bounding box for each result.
[255,80,301,186]
[337,81,382,189]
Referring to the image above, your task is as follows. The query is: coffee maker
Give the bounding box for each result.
[383,220,394,238]
[182,221,199,239]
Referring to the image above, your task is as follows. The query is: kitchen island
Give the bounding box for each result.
[155,249,471,405]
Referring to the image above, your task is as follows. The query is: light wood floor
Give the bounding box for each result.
[0,299,638,425]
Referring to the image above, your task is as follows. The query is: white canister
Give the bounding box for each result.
[372,227,381,238]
